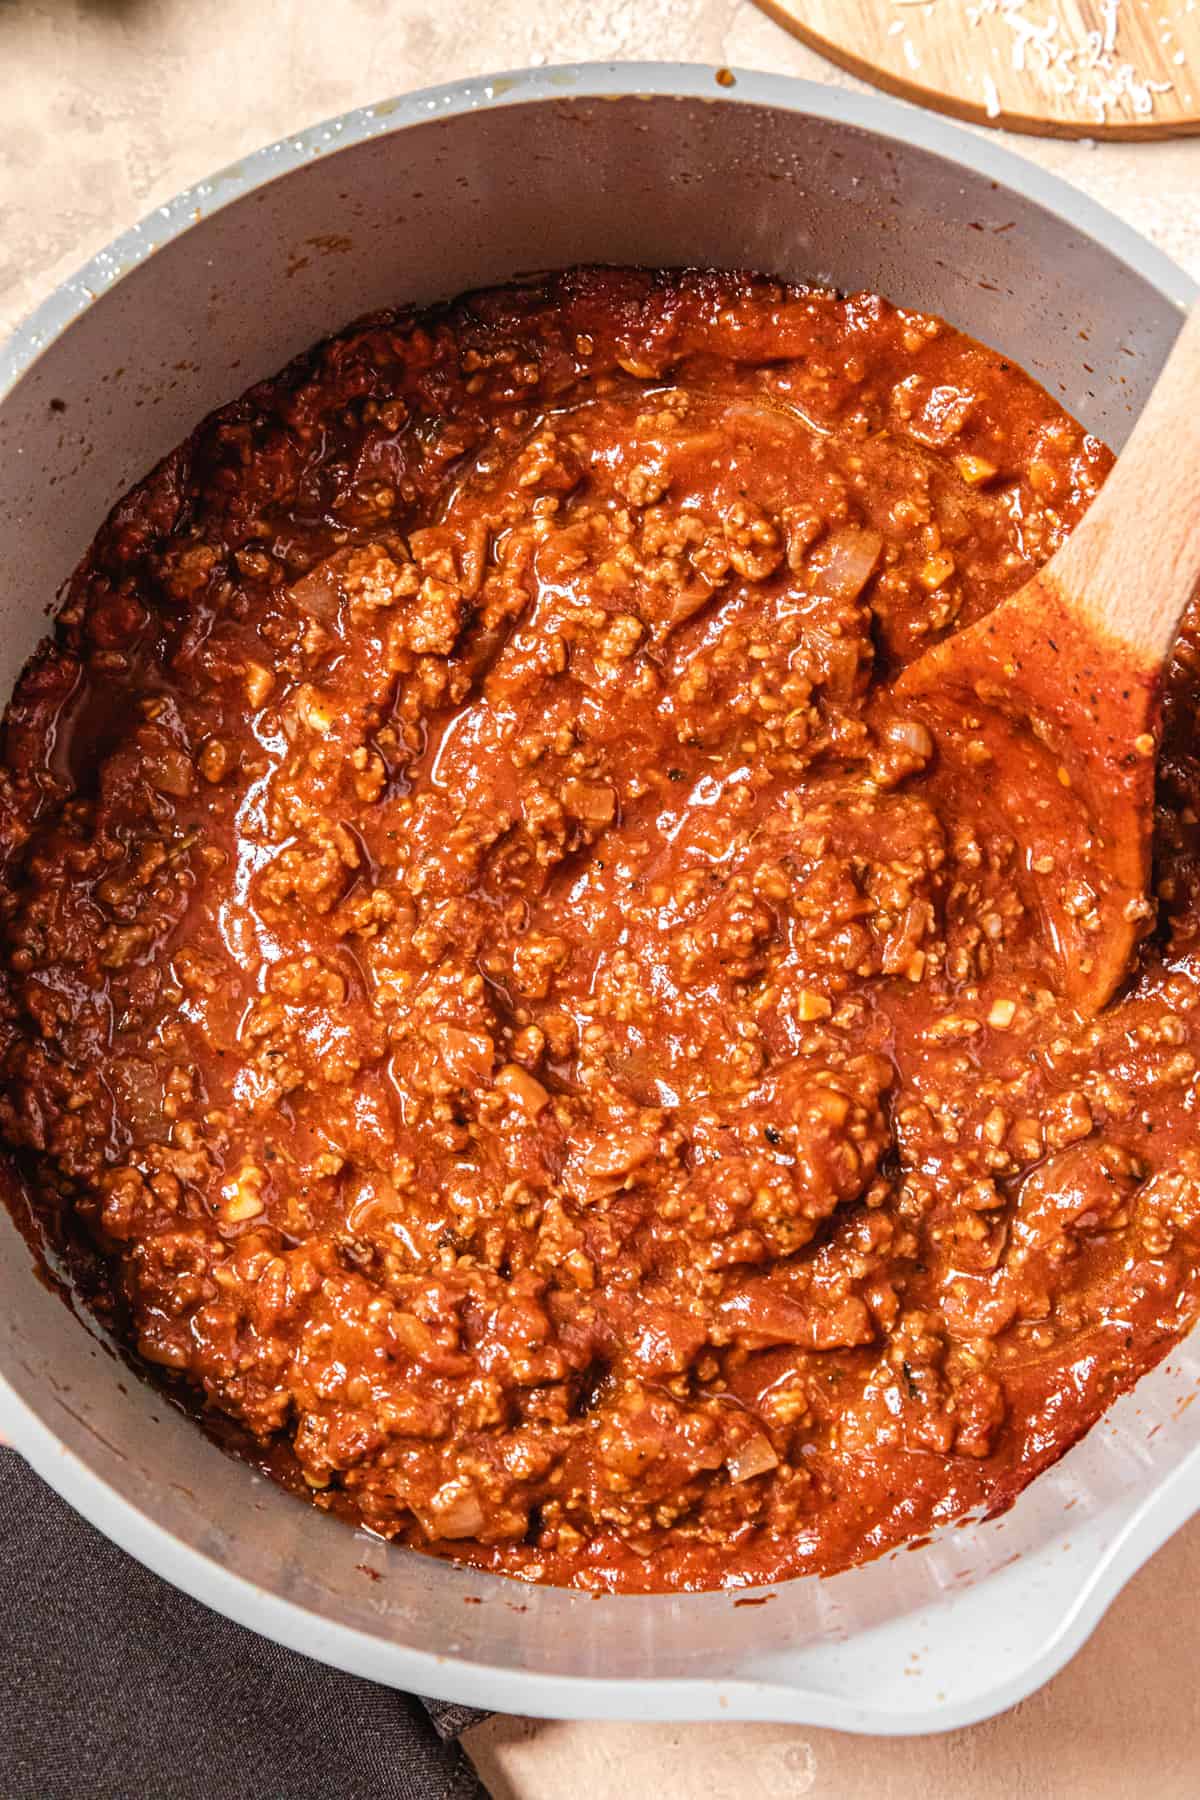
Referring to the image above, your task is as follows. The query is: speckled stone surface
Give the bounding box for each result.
[2,3,1199,1795]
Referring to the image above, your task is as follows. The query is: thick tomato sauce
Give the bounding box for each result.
[3,269,1200,1592]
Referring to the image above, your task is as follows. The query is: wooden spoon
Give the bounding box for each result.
[896,304,1200,1014]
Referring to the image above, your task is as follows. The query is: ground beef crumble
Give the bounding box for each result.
[3,267,1200,1592]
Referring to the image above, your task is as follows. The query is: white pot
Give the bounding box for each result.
[1,62,1195,1732]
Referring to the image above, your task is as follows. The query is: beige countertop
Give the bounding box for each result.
[3,3,1199,1795]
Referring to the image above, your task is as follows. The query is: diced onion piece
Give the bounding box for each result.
[429,1022,495,1084]
[884,717,934,759]
[561,779,616,826]
[244,661,275,707]
[955,452,998,487]
[219,1163,266,1223]
[796,989,832,1022]
[425,1480,486,1540]
[813,524,884,601]
[290,561,345,622]
[726,1435,779,1483]
[581,1130,659,1183]
[810,627,862,702]
[346,1172,402,1234]
[496,1062,551,1116]
[726,1433,779,1483]
[147,744,194,798]
[300,688,335,735]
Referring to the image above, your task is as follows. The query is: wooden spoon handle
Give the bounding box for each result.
[1052,303,1200,671]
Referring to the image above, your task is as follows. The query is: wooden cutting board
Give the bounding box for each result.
[751,0,1200,138]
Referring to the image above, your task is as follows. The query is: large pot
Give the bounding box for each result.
[0,63,1196,1732]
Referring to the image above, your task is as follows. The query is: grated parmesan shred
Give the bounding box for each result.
[896,0,1179,124]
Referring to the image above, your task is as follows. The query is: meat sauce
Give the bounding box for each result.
[4,269,1200,1593]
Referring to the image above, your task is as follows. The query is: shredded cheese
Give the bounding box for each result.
[894,0,1179,124]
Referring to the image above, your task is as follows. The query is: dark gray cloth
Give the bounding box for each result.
[0,1448,487,1800]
